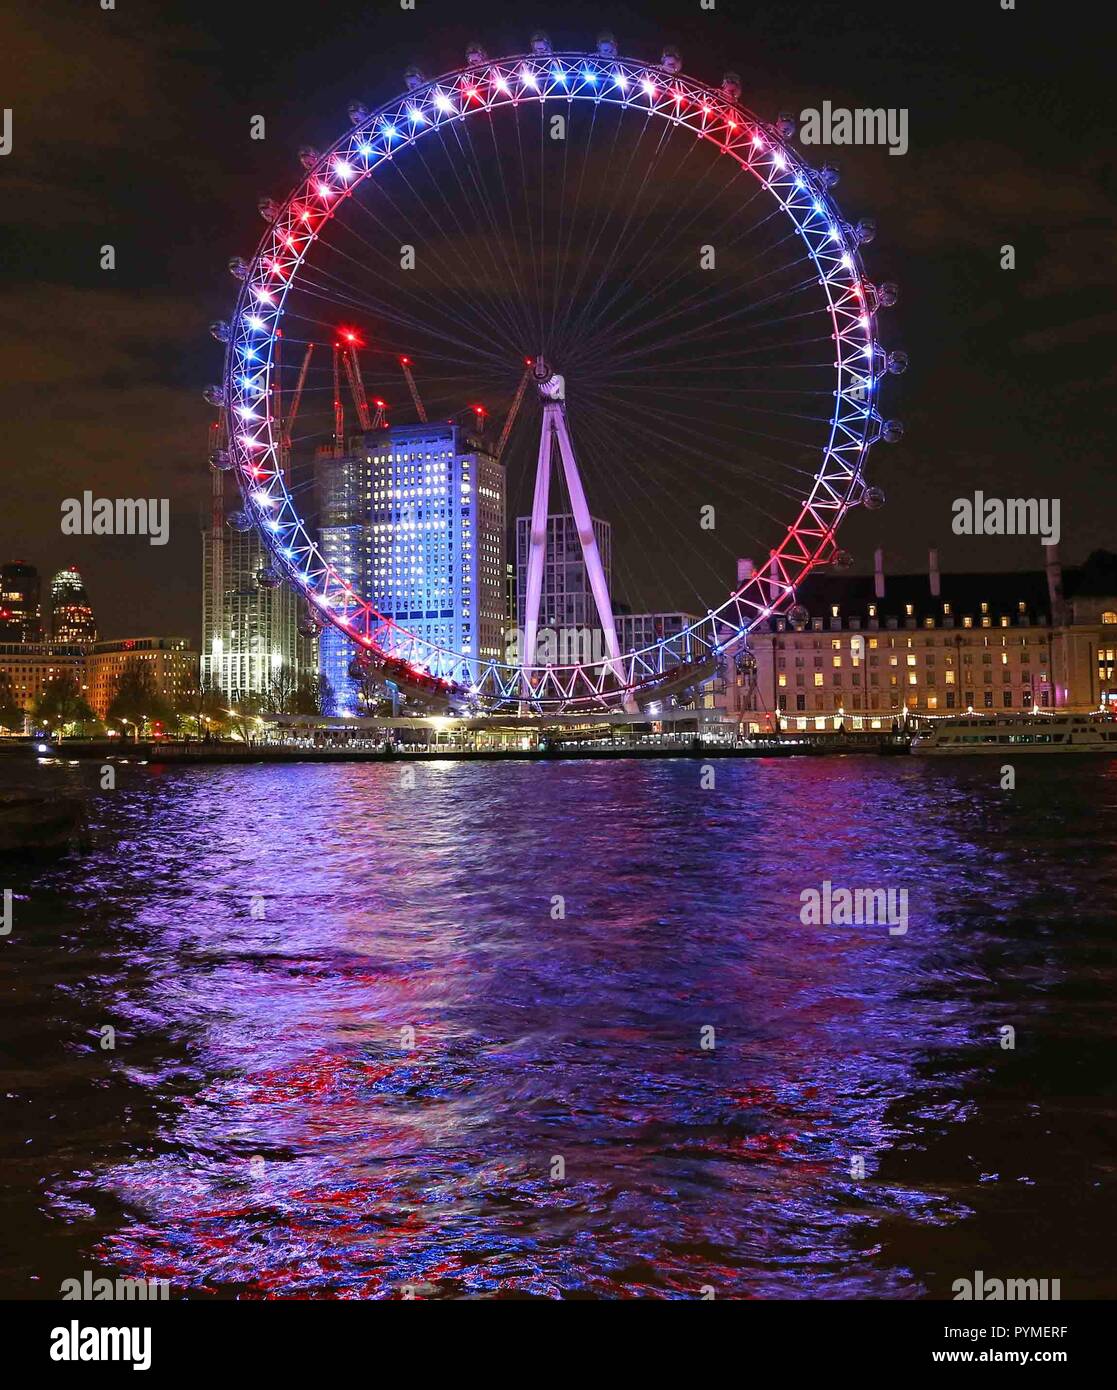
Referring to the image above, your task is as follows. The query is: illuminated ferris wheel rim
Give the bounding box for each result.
[218,42,902,710]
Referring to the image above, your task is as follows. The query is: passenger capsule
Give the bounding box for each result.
[882,419,905,443]
[660,46,682,75]
[862,485,886,510]
[347,100,370,125]
[596,32,618,58]
[403,67,425,91]
[227,257,249,280]
[776,112,797,139]
[465,41,487,65]
[209,320,230,342]
[721,72,742,102]
[203,385,226,407]
[226,509,253,532]
[529,32,552,55]
[887,350,909,375]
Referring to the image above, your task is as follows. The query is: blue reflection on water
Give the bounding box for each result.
[6,755,1116,1298]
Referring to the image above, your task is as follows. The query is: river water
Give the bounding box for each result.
[2,753,1114,1299]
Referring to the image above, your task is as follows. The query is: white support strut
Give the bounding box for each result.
[522,359,628,701]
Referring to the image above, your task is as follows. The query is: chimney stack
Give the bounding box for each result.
[929,547,941,598]
[873,547,885,599]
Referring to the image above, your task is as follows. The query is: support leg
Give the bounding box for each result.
[552,406,629,698]
[522,411,553,685]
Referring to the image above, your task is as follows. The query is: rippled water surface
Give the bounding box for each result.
[2,754,1115,1298]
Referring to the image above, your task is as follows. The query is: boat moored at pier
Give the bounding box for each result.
[911,712,1117,755]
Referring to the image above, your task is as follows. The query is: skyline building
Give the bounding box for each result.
[370,423,507,676]
[201,470,313,703]
[614,611,699,661]
[316,444,371,714]
[0,562,43,643]
[514,513,612,636]
[715,546,1117,733]
[49,566,98,643]
[0,636,197,727]
[0,640,86,718]
[86,637,197,723]
[314,422,508,708]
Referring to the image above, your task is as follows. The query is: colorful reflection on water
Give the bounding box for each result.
[3,756,1116,1297]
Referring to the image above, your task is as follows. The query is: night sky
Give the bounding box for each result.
[2,0,1113,641]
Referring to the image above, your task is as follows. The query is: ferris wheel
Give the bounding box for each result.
[209,32,907,713]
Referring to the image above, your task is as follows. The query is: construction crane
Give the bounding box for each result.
[496,360,533,463]
[276,337,314,481]
[331,343,346,456]
[286,345,314,442]
[339,341,373,433]
[399,356,428,423]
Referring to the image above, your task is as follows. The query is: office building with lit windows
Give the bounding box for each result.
[0,642,86,722]
[49,566,98,643]
[201,465,315,704]
[316,446,371,713]
[712,547,1117,733]
[615,611,699,659]
[369,423,506,677]
[0,562,43,642]
[514,513,613,633]
[86,637,197,722]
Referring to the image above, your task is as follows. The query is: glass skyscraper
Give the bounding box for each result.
[201,470,313,703]
[49,566,98,643]
[316,447,371,714]
[315,422,506,708]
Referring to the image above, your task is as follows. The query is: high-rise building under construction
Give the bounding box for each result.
[201,462,314,703]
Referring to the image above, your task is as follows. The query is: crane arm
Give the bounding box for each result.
[286,344,314,443]
[399,357,428,423]
[343,345,373,432]
[331,344,346,455]
[496,362,533,462]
